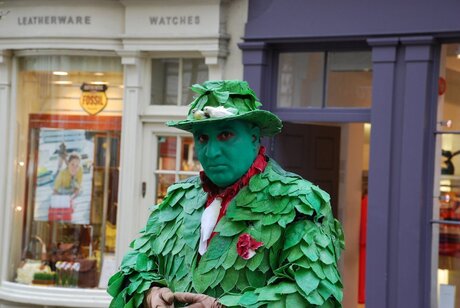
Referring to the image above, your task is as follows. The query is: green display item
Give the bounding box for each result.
[166,80,282,137]
[107,159,345,308]
[193,120,260,187]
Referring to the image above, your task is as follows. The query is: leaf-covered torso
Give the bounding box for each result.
[108,159,345,308]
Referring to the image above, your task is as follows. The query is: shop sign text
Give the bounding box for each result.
[149,15,200,26]
[17,15,91,25]
[80,84,108,116]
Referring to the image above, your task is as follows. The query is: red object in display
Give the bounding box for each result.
[48,207,74,221]
[358,194,368,304]
[438,77,447,96]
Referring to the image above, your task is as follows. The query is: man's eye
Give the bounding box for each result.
[217,131,234,141]
[198,135,209,143]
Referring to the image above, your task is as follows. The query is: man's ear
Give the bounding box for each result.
[250,125,261,145]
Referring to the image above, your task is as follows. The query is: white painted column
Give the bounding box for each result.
[203,53,226,80]
[0,50,12,282]
[115,51,148,266]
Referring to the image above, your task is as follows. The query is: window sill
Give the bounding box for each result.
[0,281,111,307]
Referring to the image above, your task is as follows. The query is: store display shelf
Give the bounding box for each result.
[440,175,460,181]
[435,130,460,135]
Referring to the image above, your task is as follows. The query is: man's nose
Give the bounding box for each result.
[205,140,222,158]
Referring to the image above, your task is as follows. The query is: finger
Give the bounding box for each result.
[174,292,201,303]
[159,289,174,304]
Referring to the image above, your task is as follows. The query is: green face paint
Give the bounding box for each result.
[193,120,260,188]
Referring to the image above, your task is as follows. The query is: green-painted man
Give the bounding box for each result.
[108,80,345,307]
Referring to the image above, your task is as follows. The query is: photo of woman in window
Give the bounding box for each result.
[53,153,83,198]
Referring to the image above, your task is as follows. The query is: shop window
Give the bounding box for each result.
[150,58,208,106]
[434,43,460,307]
[155,136,201,203]
[277,51,372,108]
[11,55,123,290]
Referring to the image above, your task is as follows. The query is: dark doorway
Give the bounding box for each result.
[272,122,341,217]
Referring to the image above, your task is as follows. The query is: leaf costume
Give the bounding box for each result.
[108,80,344,307]
[108,158,344,307]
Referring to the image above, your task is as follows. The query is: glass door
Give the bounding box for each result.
[140,123,201,220]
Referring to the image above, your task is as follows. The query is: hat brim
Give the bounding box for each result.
[166,110,282,137]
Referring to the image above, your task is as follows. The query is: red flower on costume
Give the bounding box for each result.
[236,233,263,260]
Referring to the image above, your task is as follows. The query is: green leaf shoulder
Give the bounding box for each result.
[108,176,203,308]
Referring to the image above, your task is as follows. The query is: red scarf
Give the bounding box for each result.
[200,146,268,236]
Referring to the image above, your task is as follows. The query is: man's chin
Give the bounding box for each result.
[207,174,236,188]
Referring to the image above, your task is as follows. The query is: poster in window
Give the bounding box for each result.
[33,128,94,224]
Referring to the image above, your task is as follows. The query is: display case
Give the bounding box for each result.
[16,114,121,289]
[434,132,460,306]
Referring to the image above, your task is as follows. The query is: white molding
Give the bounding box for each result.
[13,49,119,57]
[0,282,110,308]
[122,36,229,53]
[0,38,123,51]
[143,105,189,118]
[0,51,12,283]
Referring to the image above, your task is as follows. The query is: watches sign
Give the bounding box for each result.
[80,83,108,115]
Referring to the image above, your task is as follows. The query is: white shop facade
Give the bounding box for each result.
[0,0,247,307]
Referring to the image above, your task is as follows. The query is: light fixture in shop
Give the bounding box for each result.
[52,80,72,85]
[52,71,68,76]
[90,81,108,85]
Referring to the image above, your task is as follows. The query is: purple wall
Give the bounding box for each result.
[246,0,460,41]
[241,1,452,307]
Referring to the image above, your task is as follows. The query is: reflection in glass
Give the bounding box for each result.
[151,59,179,105]
[156,174,176,204]
[181,59,208,105]
[277,52,324,108]
[158,136,177,170]
[181,137,201,172]
[326,51,372,108]
[151,58,208,106]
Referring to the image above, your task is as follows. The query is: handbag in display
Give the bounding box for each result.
[49,194,74,221]
[51,242,80,263]
[77,258,98,288]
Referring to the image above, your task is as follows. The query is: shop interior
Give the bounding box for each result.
[10,55,123,289]
[435,43,460,307]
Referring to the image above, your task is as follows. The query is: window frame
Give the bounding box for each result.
[271,48,373,123]
[144,55,209,117]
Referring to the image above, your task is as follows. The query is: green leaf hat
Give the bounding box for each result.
[166,80,282,136]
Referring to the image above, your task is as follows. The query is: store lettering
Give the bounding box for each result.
[17,15,91,25]
[82,95,104,106]
[149,15,200,26]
